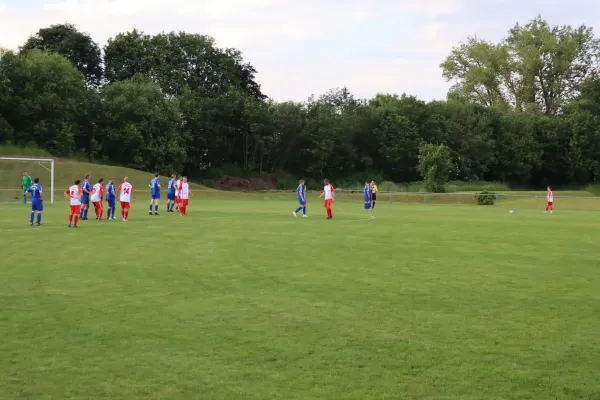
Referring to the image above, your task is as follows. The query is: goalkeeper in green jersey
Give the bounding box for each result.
[22,171,32,204]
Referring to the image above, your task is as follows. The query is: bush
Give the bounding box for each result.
[475,190,497,205]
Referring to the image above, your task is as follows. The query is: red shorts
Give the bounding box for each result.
[181,199,189,206]
[120,201,130,209]
[69,205,81,215]
[93,201,102,208]
[175,196,180,203]
[547,201,553,206]
[324,199,332,208]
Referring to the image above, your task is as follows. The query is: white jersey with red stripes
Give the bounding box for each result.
[118,182,134,202]
[66,185,82,205]
[180,182,190,199]
[323,184,334,200]
[91,183,104,202]
[547,190,553,202]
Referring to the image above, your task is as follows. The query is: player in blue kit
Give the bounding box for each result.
[25,177,43,226]
[363,180,372,210]
[293,179,308,218]
[80,174,92,219]
[166,174,177,212]
[105,179,117,220]
[149,174,161,215]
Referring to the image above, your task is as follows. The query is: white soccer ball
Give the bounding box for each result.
[509,210,514,214]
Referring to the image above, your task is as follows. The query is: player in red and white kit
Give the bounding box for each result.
[91,178,105,220]
[179,176,192,216]
[175,176,182,212]
[319,179,335,219]
[544,186,553,214]
[117,177,135,221]
[64,179,83,228]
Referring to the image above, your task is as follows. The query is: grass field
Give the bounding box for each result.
[1,196,600,399]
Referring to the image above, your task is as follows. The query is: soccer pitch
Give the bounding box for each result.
[1,199,600,399]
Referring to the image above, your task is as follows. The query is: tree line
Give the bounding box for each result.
[0,17,599,190]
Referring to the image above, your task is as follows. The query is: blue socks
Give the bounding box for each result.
[155,205,158,213]
[30,212,41,225]
[295,206,303,213]
[107,206,115,219]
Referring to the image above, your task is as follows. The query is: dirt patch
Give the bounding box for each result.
[216,175,279,191]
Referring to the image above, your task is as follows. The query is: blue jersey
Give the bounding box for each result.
[364,184,371,199]
[297,185,305,202]
[167,179,176,194]
[150,178,160,195]
[27,183,42,202]
[106,183,116,200]
[82,180,91,197]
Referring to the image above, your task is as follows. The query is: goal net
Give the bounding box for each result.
[0,157,55,204]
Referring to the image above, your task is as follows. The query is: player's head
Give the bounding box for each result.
[547,186,551,191]
[183,176,188,182]
[23,171,28,176]
[123,177,129,182]
[365,179,369,184]
[324,179,329,185]
[98,178,104,184]
[371,181,375,185]
[155,173,159,178]
[34,177,40,184]
[74,179,81,185]
[171,174,176,179]
[299,179,305,186]
[85,174,90,179]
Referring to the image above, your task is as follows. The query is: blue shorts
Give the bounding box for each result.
[107,198,115,207]
[167,192,175,201]
[151,192,160,200]
[31,201,43,211]
[298,199,306,206]
[81,195,89,205]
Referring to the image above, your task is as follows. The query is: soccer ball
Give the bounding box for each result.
[509,210,514,214]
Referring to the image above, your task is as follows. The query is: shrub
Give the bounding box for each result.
[475,190,496,205]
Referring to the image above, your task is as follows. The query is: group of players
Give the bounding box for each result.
[23,172,193,227]
[292,179,379,219]
[21,170,556,226]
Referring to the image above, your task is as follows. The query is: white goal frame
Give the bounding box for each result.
[0,157,55,203]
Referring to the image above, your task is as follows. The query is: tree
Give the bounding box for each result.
[104,30,265,99]
[101,74,187,173]
[441,16,600,115]
[417,143,454,192]
[20,23,103,87]
[0,49,87,155]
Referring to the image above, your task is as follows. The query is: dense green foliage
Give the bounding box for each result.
[417,143,454,192]
[1,18,600,188]
[475,191,497,205]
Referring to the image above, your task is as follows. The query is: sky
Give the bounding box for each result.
[0,0,599,102]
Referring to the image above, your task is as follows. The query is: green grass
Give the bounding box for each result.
[1,197,600,399]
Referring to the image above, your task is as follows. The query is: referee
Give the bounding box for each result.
[371,181,378,209]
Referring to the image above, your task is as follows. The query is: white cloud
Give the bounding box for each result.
[0,0,598,101]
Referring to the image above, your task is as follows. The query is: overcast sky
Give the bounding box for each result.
[1,0,598,101]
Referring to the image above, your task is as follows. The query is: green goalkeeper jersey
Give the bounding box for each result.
[22,175,32,192]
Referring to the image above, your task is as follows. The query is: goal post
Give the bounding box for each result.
[0,157,55,204]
